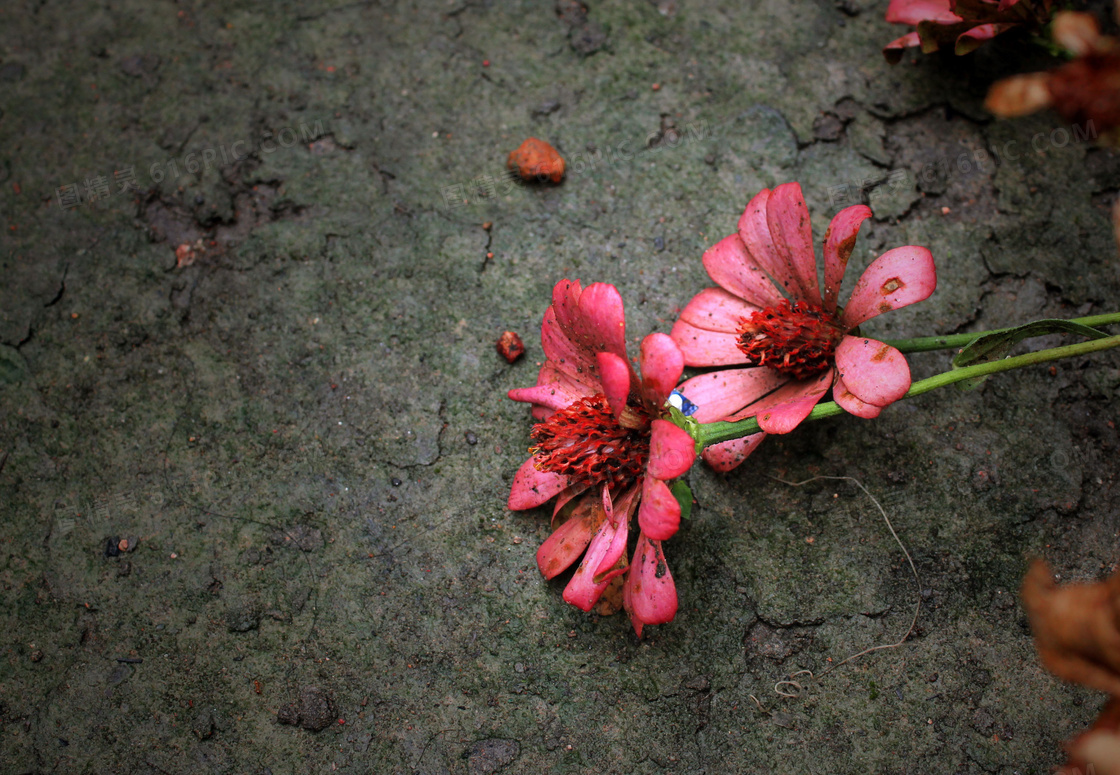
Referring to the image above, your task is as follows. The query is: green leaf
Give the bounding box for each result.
[952,319,1110,390]
[670,480,693,521]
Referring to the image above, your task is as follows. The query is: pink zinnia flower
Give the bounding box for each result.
[508,279,696,637]
[670,183,936,471]
[883,0,1053,64]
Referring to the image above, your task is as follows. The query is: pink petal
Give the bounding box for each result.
[766,183,821,305]
[677,368,787,423]
[593,487,630,582]
[832,373,883,419]
[535,362,598,403]
[678,286,760,334]
[883,31,922,63]
[576,282,629,359]
[885,0,960,24]
[638,476,681,541]
[754,369,833,434]
[841,245,936,328]
[822,204,872,312]
[541,307,601,391]
[738,188,806,301]
[597,351,632,420]
[647,419,695,480]
[669,320,745,367]
[509,457,569,510]
[563,507,624,611]
[701,234,783,309]
[537,494,603,579]
[542,280,630,389]
[551,482,590,522]
[508,381,586,413]
[956,23,1016,56]
[625,534,678,634]
[700,433,768,472]
[834,337,911,407]
[638,333,684,406]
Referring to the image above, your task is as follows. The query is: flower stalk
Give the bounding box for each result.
[693,333,1120,450]
[883,312,1120,353]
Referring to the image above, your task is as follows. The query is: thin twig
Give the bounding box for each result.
[770,475,922,685]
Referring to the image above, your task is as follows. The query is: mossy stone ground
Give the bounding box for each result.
[1,0,1119,772]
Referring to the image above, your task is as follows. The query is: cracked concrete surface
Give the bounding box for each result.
[1,0,1119,772]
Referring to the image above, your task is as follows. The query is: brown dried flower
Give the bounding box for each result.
[1023,560,1120,775]
[986,12,1120,144]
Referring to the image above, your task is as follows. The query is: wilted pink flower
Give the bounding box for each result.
[670,183,936,471]
[883,0,1053,64]
[508,279,696,636]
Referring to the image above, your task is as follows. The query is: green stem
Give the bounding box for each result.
[883,312,1120,353]
[694,333,1120,450]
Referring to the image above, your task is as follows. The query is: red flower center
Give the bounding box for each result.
[736,299,845,380]
[530,394,651,491]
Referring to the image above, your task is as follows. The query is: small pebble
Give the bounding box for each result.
[507,138,564,183]
[496,331,526,363]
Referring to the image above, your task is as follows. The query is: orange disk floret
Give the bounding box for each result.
[507,138,565,183]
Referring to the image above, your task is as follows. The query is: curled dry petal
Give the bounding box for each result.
[885,0,962,25]
[956,23,1017,55]
[883,31,922,64]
